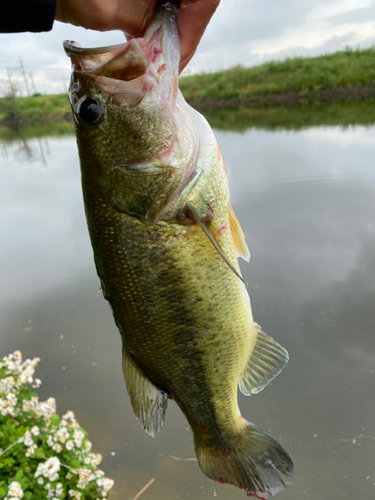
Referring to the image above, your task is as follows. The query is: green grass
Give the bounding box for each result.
[179,47,375,104]
[0,93,71,123]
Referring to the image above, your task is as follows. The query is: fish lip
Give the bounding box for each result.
[63,40,128,57]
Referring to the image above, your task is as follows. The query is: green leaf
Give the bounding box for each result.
[68,459,81,468]
[0,488,6,496]
[35,449,45,458]
[15,469,23,481]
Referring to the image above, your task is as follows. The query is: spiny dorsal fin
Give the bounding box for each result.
[229,203,250,262]
[122,347,168,437]
[186,204,247,286]
[239,324,289,396]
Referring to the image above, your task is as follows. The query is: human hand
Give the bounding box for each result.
[55,0,220,72]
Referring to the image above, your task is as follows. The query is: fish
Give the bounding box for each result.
[63,2,294,498]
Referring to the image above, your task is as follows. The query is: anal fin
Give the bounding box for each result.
[122,346,168,437]
[239,325,289,396]
[229,203,250,262]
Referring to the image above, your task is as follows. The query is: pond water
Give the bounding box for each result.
[1,109,375,499]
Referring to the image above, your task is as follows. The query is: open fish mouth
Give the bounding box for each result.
[63,3,179,111]
[64,18,176,113]
[63,39,150,82]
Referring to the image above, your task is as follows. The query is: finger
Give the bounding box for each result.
[177,0,220,73]
[114,0,157,36]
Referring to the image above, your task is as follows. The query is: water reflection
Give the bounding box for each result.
[202,101,375,132]
[1,110,374,499]
[0,122,74,166]
[0,134,50,165]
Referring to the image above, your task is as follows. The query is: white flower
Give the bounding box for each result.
[55,483,64,498]
[0,393,18,416]
[58,428,70,444]
[37,477,44,485]
[68,490,81,500]
[40,397,56,419]
[21,400,33,413]
[45,457,60,478]
[66,440,74,451]
[90,453,102,467]
[52,443,62,453]
[23,430,34,447]
[84,440,92,452]
[62,411,76,425]
[25,444,37,457]
[0,376,15,394]
[8,482,24,498]
[76,467,93,489]
[97,478,114,496]
[30,426,40,436]
[35,457,61,481]
[32,378,42,388]
[73,430,84,448]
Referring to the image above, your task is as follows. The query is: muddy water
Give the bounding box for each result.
[1,117,374,499]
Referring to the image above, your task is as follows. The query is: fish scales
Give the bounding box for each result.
[86,196,251,437]
[65,2,293,498]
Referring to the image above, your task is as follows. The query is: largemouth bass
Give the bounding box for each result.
[64,3,293,498]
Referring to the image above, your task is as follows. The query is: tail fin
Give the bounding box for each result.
[195,421,293,499]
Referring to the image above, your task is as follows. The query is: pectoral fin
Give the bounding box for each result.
[239,324,289,395]
[186,204,247,286]
[122,347,168,437]
[229,203,250,262]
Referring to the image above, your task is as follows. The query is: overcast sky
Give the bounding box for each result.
[1,0,375,95]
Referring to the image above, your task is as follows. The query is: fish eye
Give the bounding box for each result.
[78,98,103,124]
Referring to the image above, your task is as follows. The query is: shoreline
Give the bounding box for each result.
[187,82,375,112]
[1,84,375,127]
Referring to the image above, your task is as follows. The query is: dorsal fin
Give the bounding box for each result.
[229,203,250,262]
[185,204,247,286]
[122,347,168,437]
[239,324,289,395]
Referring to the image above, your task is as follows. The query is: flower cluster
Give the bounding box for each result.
[5,480,24,499]
[0,351,114,500]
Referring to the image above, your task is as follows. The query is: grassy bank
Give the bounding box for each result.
[180,47,375,109]
[0,93,71,125]
[1,102,374,143]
